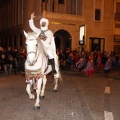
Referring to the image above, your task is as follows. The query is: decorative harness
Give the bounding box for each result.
[25,56,48,80]
[39,30,48,41]
[25,56,48,90]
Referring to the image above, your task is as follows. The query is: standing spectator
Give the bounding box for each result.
[8,55,17,74]
[5,47,13,58]
[13,48,19,62]
[96,54,104,69]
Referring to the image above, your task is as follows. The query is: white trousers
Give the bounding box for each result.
[42,43,55,59]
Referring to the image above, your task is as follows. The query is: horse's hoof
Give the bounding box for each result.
[29,94,35,100]
[33,106,40,110]
[29,97,35,100]
[40,96,45,99]
[53,90,57,92]
[30,98,35,100]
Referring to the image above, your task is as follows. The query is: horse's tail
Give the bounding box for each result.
[58,70,63,83]
[58,61,63,83]
[55,55,63,83]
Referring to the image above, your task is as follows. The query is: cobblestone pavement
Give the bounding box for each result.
[0,69,120,120]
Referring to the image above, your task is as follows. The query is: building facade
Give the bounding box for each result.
[0,0,120,52]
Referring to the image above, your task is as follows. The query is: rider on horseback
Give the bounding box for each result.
[29,12,57,75]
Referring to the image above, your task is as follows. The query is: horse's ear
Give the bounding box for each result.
[23,30,28,38]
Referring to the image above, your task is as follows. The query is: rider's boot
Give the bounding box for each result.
[49,58,57,75]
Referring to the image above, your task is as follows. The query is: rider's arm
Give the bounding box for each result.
[29,19,40,34]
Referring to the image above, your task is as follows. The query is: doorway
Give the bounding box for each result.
[54,29,72,50]
[90,37,105,52]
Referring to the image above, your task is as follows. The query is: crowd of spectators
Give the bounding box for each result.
[57,48,120,77]
[0,46,26,75]
[0,46,120,77]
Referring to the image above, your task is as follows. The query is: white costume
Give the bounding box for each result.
[29,18,57,74]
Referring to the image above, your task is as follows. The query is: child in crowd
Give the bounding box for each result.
[82,56,95,77]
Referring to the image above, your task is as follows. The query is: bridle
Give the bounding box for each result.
[27,51,40,66]
[26,40,40,66]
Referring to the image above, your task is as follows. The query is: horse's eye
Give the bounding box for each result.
[26,44,27,47]
[36,44,38,47]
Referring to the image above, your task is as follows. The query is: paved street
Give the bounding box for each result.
[0,69,120,120]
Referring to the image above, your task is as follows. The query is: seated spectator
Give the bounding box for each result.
[104,58,112,74]
[60,58,66,70]
[0,54,12,75]
[8,55,18,74]
[82,56,95,77]
[5,46,13,58]
[76,57,85,71]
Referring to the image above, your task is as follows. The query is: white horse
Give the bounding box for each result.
[23,31,62,109]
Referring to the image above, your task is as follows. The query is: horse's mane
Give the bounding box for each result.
[27,32,45,56]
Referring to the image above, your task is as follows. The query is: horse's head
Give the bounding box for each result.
[23,30,40,66]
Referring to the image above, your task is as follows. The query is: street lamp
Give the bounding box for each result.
[79,25,85,56]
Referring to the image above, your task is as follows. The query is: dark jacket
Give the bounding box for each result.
[0,58,8,65]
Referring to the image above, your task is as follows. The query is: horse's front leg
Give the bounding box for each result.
[40,76,47,99]
[35,78,42,109]
[26,80,35,99]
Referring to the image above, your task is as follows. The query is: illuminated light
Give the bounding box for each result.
[51,22,62,24]
[79,25,85,45]
[51,22,75,26]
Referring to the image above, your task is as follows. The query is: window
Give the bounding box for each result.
[20,34,22,46]
[9,37,11,47]
[79,25,85,45]
[95,9,101,20]
[42,0,48,2]
[58,0,64,4]
[116,2,120,13]
[14,35,16,47]
[115,2,120,20]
